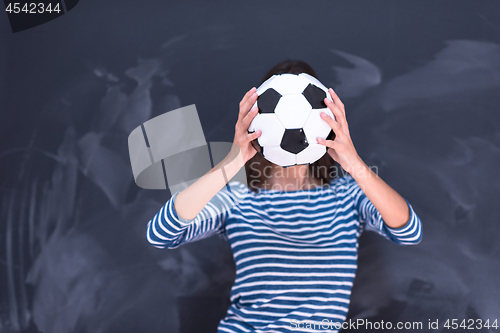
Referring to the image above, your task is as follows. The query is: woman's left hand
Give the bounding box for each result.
[316,88,362,172]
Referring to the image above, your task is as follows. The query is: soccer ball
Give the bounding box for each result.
[248,73,336,167]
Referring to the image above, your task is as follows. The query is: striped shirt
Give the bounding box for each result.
[146,175,422,333]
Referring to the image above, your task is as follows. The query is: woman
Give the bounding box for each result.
[146,60,422,332]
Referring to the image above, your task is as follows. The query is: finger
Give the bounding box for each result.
[325,98,348,131]
[236,106,258,137]
[239,91,258,123]
[316,137,337,149]
[328,88,345,113]
[238,87,257,119]
[242,106,259,128]
[324,98,342,118]
[241,89,258,116]
[246,130,261,142]
[320,111,342,133]
[240,87,256,108]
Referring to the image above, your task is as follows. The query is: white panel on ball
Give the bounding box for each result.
[302,108,335,144]
[264,146,297,167]
[274,95,312,129]
[253,114,286,147]
[296,144,327,165]
[256,75,281,96]
[271,73,310,96]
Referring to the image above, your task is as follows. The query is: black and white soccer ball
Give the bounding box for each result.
[248,73,336,167]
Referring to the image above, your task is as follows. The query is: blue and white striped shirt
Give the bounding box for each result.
[147,175,422,333]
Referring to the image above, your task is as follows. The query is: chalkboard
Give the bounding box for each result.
[1,1,500,332]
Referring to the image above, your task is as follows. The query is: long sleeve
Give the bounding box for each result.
[344,175,422,245]
[146,181,248,249]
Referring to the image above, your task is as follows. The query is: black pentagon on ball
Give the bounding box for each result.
[303,84,327,109]
[326,129,336,142]
[257,88,282,113]
[280,128,309,154]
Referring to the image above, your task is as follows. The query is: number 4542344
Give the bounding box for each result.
[5,2,61,14]
[444,319,498,330]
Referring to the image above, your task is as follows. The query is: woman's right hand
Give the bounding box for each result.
[174,87,261,220]
[230,87,261,165]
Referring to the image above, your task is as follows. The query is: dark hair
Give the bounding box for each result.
[244,60,338,192]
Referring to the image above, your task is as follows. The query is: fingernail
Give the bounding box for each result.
[317,138,324,143]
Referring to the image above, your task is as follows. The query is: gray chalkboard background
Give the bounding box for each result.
[1,1,500,332]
